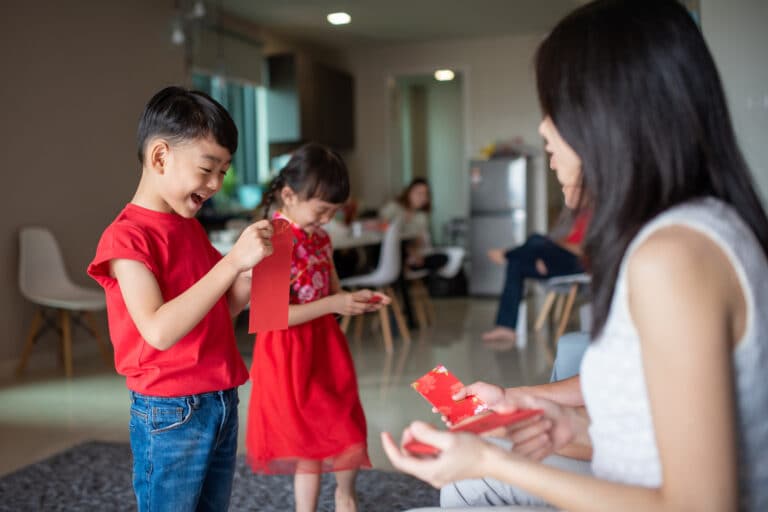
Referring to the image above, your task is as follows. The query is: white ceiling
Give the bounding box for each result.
[218,0,584,48]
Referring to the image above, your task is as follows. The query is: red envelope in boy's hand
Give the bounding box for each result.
[249,219,293,333]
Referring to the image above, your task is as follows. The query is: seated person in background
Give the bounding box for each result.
[482,206,589,348]
[379,178,448,273]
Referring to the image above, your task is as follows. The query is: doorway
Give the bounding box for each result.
[389,72,466,245]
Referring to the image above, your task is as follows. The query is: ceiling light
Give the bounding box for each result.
[327,12,351,25]
[434,69,455,81]
[171,22,186,45]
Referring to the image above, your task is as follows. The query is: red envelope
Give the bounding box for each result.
[411,365,487,425]
[249,218,294,333]
[403,409,543,455]
[406,365,543,455]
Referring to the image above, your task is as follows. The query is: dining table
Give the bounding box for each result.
[209,220,423,328]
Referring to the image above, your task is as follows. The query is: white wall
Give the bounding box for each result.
[426,77,465,244]
[343,33,548,232]
[702,0,768,204]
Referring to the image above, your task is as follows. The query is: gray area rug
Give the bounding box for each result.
[0,441,439,511]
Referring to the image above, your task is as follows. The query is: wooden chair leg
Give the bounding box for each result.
[425,292,436,326]
[410,283,429,330]
[353,312,365,340]
[554,294,566,323]
[15,307,44,377]
[386,286,412,343]
[84,311,112,367]
[60,309,73,378]
[555,284,579,342]
[378,305,394,354]
[339,315,351,333]
[534,291,557,331]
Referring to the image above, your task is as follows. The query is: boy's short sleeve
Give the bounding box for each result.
[88,223,159,287]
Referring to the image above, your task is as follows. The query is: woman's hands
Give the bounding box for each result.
[381,422,508,488]
[332,289,391,316]
[225,220,274,272]
[449,382,583,461]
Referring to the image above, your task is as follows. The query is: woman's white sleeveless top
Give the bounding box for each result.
[580,197,768,511]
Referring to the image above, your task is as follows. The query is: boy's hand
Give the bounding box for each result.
[332,290,390,316]
[227,220,274,272]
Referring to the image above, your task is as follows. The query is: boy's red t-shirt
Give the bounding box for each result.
[88,204,248,397]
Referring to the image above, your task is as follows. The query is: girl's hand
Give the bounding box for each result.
[381,422,508,488]
[332,289,390,316]
[226,220,274,272]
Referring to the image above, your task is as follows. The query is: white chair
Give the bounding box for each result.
[16,227,112,378]
[533,273,591,362]
[339,220,411,353]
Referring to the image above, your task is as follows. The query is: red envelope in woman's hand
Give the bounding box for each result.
[406,365,543,455]
[249,219,294,333]
[411,365,488,425]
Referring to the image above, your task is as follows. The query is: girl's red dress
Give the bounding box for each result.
[246,213,371,474]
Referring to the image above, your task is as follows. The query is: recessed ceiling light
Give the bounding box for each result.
[434,69,455,81]
[327,12,351,25]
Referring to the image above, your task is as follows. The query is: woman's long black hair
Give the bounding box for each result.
[536,0,768,337]
[260,142,350,219]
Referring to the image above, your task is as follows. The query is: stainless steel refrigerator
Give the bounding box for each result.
[468,157,530,296]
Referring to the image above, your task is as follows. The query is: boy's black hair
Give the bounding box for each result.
[136,86,238,164]
[260,143,351,219]
[535,0,768,337]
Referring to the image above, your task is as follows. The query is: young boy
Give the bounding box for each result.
[88,86,273,511]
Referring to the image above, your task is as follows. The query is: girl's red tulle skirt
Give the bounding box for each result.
[246,314,371,474]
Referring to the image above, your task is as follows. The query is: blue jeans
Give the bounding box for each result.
[128,388,239,512]
[550,331,590,382]
[496,234,584,329]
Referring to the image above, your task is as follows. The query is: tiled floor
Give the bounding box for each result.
[0,297,555,477]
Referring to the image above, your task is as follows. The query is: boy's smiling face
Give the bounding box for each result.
[145,135,232,218]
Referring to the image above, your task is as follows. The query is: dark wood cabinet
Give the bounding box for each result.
[267,53,354,150]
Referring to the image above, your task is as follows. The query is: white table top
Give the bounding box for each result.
[209,224,415,255]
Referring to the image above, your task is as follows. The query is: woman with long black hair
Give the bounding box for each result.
[383,1,768,510]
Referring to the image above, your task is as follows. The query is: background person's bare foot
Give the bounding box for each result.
[481,326,517,343]
[484,338,518,351]
[487,248,506,265]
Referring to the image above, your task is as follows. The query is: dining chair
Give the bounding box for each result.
[404,246,466,329]
[16,227,112,378]
[533,273,591,362]
[339,220,411,353]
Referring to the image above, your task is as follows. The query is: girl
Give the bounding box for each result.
[383,1,768,511]
[246,143,390,512]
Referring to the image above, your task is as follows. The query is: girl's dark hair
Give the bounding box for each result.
[536,0,768,337]
[137,86,238,164]
[260,143,351,219]
[397,178,431,212]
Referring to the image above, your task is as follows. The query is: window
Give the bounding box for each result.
[192,72,269,210]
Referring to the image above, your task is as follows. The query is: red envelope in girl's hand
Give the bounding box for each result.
[411,365,488,425]
[249,219,294,333]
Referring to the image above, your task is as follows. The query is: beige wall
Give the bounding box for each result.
[342,32,549,231]
[0,1,185,372]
